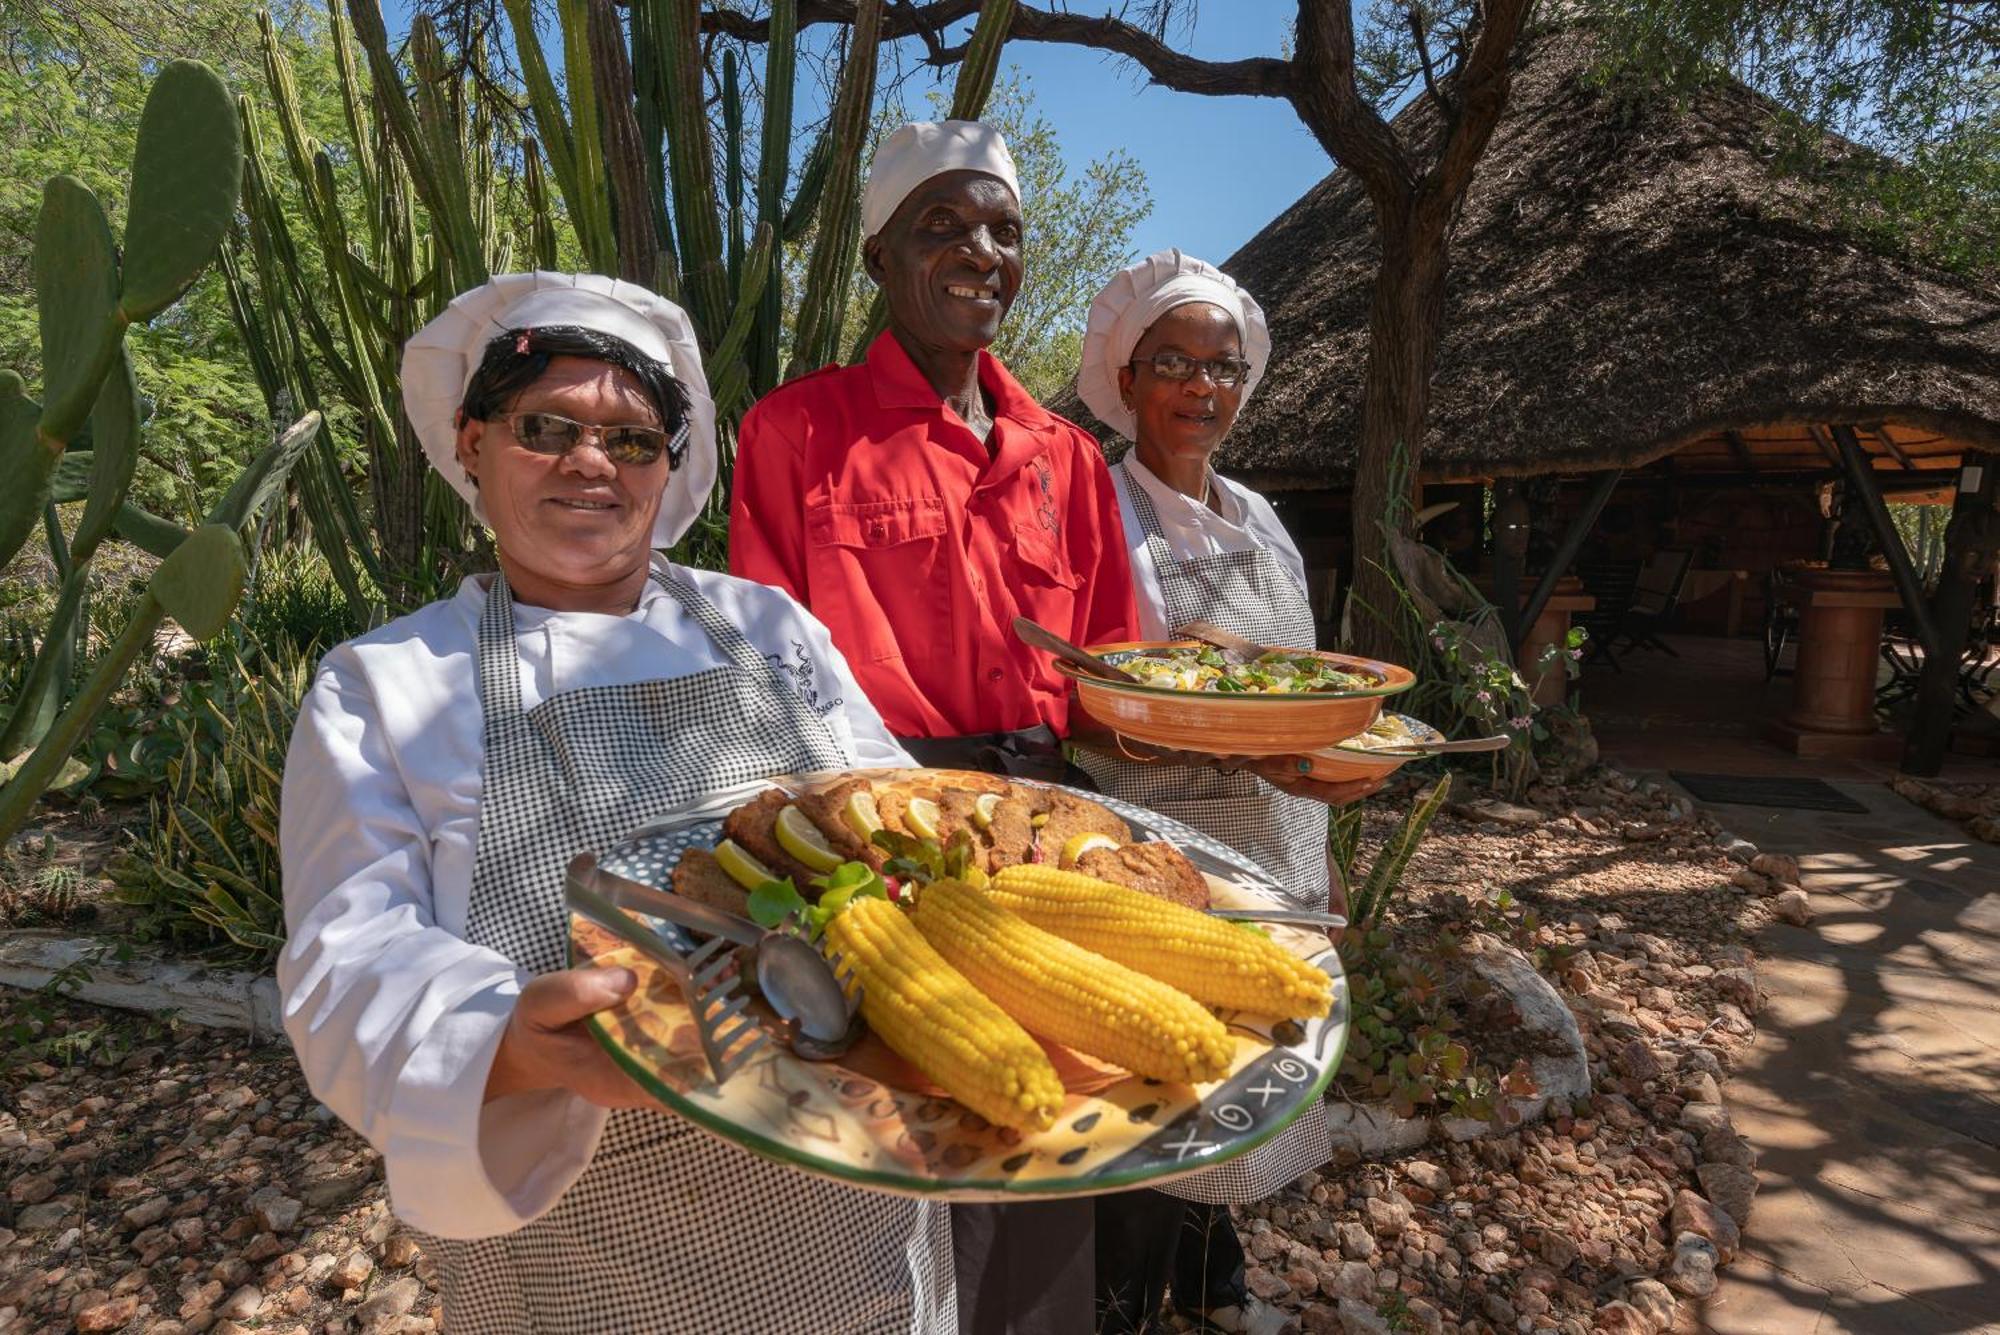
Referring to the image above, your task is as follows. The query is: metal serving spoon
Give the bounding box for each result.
[566,853,861,1059]
[1012,616,1141,683]
[1207,905,1347,929]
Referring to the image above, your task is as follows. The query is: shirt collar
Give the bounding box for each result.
[1123,452,1247,527]
[864,329,1057,434]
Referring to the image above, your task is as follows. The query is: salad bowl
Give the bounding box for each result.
[1052,640,1415,757]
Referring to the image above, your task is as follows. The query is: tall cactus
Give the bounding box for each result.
[790,0,886,378]
[0,60,240,569]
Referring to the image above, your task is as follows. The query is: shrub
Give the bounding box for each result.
[110,640,307,961]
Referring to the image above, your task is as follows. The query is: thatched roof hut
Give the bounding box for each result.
[1054,26,2000,492]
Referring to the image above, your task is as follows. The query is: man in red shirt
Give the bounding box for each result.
[731,120,1136,779]
[731,119,1126,1335]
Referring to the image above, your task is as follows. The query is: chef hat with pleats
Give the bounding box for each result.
[861,120,1020,239]
[1075,249,1272,442]
[401,271,718,549]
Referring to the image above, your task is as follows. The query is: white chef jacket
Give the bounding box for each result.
[277,566,914,1240]
[1111,454,1310,639]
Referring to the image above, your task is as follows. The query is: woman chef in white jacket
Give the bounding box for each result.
[1071,252,1374,1335]
[277,273,954,1333]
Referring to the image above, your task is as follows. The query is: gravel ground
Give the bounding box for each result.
[0,767,1776,1335]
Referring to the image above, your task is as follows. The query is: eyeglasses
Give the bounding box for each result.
[1129,352,1253,388]
[505,411,687,467]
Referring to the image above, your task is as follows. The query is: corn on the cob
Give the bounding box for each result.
[914,879,1233,1084]
[820,896,1063,1132]
[990,866,1333,1020]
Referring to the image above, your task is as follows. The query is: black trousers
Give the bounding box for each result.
[1095,1192,1247,1333]
[953,1199,1095,1334]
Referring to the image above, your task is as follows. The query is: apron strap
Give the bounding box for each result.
[1120,462,1188,592]
[646,554,846,765]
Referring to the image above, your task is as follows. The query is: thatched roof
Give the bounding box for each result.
[1052,27,2000,487]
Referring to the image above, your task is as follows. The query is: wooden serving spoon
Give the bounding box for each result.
[1177,619,1280,661]
[1012,616,1141,683]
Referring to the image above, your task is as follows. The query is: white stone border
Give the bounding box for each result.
[1325,937,1590,1159]
[0,930,281,1035]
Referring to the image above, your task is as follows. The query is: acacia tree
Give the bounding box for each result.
[704,0,1536,659]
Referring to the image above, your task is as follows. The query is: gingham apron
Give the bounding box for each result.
[420,563,955,1334]
[1077,468,1334,1205]
[1077,465,1330,911]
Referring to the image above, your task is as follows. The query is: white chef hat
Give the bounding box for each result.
[400,271,719,549]
[1075,249,1272,442]
[861,119,1021,239]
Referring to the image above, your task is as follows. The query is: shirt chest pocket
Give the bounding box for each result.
[806,496,950,662]
[1010,521,1082,591]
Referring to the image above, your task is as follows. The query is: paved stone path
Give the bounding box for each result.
[1653,774,2000,1334]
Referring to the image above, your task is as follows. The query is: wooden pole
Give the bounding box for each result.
[1520,468,1622,633]
[1491,477,1528,651]
[1829,422,1940,658]
[1904,452,2000,775]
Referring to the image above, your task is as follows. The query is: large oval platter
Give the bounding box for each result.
[569,769,1347,1202]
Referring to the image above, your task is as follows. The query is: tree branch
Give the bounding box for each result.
[698,1,1293,98]
[1413,0,1531,233]
[1406,5,1456,123]
[1291,0,1412,206]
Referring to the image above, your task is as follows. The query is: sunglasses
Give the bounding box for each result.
[1129,352,1253,388]
[505,411,688,467]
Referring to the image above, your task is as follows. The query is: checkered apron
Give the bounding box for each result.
[1076,467,1330,911]
[1076,470,1334,1205]
[420,565,955,1334]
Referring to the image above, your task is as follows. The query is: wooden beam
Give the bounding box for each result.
[1520,469,1622,636]
[1905,452,2000,774]
[1807,424,1845,470]
[1723,429,1756,476]
[1829,423,1941,658]
[1870,423,1918,471]
[1491,478,1528,652]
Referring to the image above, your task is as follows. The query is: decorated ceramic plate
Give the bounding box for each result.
[569,770,1348,1202]
[1053,640,1415,756]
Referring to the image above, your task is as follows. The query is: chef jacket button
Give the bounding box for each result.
[988,668,1003,681]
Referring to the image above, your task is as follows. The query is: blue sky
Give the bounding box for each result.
[883,2,1331,264]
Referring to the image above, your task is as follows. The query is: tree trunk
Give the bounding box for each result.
[1345,221,1449,658]
[1904,452,1999,774]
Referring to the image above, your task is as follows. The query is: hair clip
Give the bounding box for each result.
[515,330,533,355]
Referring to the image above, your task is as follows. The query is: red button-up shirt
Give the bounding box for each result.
[730,332,1137,738]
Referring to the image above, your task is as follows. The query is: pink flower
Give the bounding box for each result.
[1509,715,1532,729]
[1475,690,1492,704]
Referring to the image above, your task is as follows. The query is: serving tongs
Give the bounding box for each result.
[1013,616,1140,683]
[565,854,861,1084]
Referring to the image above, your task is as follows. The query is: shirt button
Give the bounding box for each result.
[988,668,1004,681]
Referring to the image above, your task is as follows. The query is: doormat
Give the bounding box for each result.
[1669,773,1868,814]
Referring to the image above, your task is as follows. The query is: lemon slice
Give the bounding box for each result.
[843,788,883,840]
[774,804,843,872]
[1060,831,1119,868]
[714,838,778,889]
[969,792,1002,830]
[1030,812,1051,830]
[904,796,943,840]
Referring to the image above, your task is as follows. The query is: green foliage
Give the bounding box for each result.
[112,640,309,961]
[242,545,366,657]
[1346,774,1451,932]
[1585,0,2000,279]
[1337,912,1541,1126]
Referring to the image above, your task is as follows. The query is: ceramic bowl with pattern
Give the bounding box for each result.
[569,769,1347,1202]
[1054,640,1415,756]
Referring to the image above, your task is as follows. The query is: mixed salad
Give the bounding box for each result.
[1338,712,1437,751]
[1115,646,1381,695]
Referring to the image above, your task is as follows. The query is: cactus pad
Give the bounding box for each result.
[121,60,243,323]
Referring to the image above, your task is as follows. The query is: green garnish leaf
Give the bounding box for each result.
[747,877,806,929]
